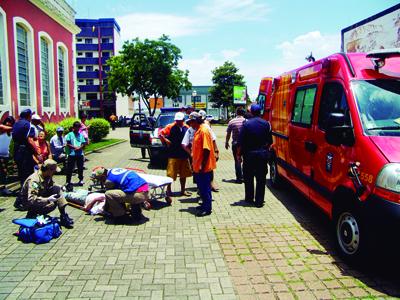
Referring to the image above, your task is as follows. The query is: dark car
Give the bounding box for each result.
[149,108,186,167]
[129,113,154,158]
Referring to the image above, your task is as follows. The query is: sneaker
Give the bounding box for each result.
[254,202,264,208]
[196,210,211,217]
[60,213,74,228]
[0,188,14,196]
[76,181,84,186]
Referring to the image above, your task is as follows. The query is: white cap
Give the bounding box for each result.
[174,112,185,121]
[198,110,206,119]
[32,114,41,120]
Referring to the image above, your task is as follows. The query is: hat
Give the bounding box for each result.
[91,167,106,179]
[19,109,32,118]
[43,159,61,173]
[250,104,262,113]
[32,114,41,120]
[198,110,207,119]
[56,127,64,132]
[188,111,203,122]
[174,112,185,121]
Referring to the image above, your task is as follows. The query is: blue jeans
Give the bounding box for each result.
[195,171,213,213]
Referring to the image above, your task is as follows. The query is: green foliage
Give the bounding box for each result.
[44,123,57,141]
[58,118,80,134]
[209,61,246,108]
[107,35,192,116]
[86,118,110,142]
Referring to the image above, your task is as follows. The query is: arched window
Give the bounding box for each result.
[57,44,69,110]
[14,17,36,110]
[39,32,54,110]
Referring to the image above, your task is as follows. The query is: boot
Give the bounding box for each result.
[60,213,74,228]
[130,204,149,223]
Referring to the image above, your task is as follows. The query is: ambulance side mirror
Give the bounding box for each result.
[325,113,355,147]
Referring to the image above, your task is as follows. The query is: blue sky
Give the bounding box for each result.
[68,0,399,98]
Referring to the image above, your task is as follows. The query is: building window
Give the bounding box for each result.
[86,93,97,100]
[102,51,110,58]
[16,24,30,106]
[102,79,108,85]
[86,79,94,85]
[79,79,84,83]
[40,37,51,108]
[85,38,92,44]
[86,66,93,71]
[77,52,82,56]
[103,66,110,71]
[58,46,66,109]
[102,38,109,43]
[85,52,93,58]
[77,38,82,42]
[78,66,83,70]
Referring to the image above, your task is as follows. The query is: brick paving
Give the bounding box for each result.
[0,126,399,299]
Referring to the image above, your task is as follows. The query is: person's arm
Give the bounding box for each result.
[213,140,219,161]
[0,124,12,134]
[225,129,231,150]
[27,179,53,207]
[181,130,191,155]
[47,142,53,159]
[66,134,77,150]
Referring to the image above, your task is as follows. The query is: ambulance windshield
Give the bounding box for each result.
[352,80,400,136]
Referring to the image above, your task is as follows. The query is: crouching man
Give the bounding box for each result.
[93,167,149,224]
[20,159,74,228]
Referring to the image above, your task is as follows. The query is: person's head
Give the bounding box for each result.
[80,113,87,122]
[38,131,46,142]
[236,107,245,117]
[20,109,32,121]
[174,112,185,127]
[31,114,41,125]
[185,106,194,115]
[72,121,81,133]
[41,159,61,178]
[188,111,203,129]
[3,116,15,127]
[56,127,64,136]
[92,167,108,184]
[198,110,207,120]
[250,104,262,117]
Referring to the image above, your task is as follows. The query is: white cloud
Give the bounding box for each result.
[196,0,270,22]
[179,54,220,86]
[221,48,245,60]
[116,13,205,41]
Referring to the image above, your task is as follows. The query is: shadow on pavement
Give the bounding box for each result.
[222,178,243,184]
[148,200,170,210]
[178,197,199,204]
[230,200,256,207]
[179,206,198,216]
[267,180,400,297]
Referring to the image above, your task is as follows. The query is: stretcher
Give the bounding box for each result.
[88,167,173,209]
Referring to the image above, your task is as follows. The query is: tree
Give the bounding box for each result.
[209,61,246,109]
[107,35,192,116]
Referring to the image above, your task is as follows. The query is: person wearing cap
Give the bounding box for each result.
[50,127,67,164]
[237,104,272,208]
[190,112,217,217]
[31,114,45,138]
[12,109,37,209]
[92,167,149,224]
[159,112,192,201]
[19,159,74,228]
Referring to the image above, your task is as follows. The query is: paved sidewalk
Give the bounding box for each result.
[0,126,399,299]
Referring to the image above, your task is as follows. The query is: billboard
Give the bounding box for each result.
[233,86,247,105]
[341,4,400,52]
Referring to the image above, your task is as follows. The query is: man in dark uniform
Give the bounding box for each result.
[12,109,36,210]
[237,104,272,208]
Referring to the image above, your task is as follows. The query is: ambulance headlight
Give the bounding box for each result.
[376,163,400,193]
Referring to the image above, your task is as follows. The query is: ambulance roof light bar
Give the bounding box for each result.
[366,49,400,71]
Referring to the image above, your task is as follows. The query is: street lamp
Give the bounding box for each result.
[192,90,197,110]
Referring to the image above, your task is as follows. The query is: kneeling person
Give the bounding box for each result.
[94,168,149,223]
[20,159,74,228]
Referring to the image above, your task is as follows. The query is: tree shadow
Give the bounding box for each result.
[267,180,400,297]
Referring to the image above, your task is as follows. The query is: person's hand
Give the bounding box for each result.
[48,194,59,202]
[215,151,219,162]
[225,142,229,150]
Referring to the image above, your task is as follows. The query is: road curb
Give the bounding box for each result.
[4,139,127,192]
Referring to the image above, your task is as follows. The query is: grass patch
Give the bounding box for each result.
[85,139,126,153]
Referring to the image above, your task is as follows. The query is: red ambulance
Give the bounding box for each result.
[258,50,400,259]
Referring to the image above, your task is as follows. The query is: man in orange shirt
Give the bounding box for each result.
[190,112,217,217]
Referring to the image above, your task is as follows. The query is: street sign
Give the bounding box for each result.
[194,102,206,109]
[233,86,246,105]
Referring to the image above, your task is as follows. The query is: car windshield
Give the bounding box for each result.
[352,79,400,136]
[156,115,175,128]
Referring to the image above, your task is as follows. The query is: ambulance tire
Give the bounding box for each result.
[333,201,368,263]
[269,156,282,188]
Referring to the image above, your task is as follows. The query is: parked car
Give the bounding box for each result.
[149,107,186,167]
[129,113,154,158]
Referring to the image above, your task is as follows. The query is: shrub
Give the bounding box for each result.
[87,118,110,142]
[44,123,57,141]
[58,118,80,135]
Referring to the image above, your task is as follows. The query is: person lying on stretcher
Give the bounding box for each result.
[92,167,149,224]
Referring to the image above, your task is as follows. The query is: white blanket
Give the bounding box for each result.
[137,173,173,188]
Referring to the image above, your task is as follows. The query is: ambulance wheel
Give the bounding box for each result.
[333,203,367,262]
[269,156,282,188]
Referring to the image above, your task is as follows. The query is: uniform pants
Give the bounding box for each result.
[26,185,68,217]
[105,190,148,217]
[232,143,243,181]
[243,150,268,205]
[194,172,213,213]
[14,146,35,187]
[66,155,84,183]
